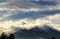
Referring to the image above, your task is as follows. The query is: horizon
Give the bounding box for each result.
[0,0,60,39]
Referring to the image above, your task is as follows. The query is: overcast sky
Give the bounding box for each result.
[0,0,60,34]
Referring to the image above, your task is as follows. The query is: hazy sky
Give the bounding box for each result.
[0,0,60,34]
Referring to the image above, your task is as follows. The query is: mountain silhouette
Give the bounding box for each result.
[15,26,60,39]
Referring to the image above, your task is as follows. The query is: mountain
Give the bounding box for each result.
[15,26,60,39]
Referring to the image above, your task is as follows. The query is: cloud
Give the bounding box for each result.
[5,10,60,20]
[32,0,57,5]
[0,1,60,12]
[0,1,40,8]
[0,14,60,34]
[0,0,60,12]
[0,0,60,34]
[0,0,58,9]
[0,0,7,2]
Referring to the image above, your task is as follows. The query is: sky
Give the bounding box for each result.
[0,0,60,34]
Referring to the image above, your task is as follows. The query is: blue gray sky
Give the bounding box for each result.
[0,0,60,34]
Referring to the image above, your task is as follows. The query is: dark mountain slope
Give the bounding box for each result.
[15,26,60,39]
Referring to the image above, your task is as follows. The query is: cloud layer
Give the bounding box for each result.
[0,0,60,34]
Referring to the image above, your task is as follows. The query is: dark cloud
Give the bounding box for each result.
[7,10,60,20]
[1,0,41,8]
[0,0,7,2]
[32,0,57,5]
[0,10,8,17]
[0,0,59,9]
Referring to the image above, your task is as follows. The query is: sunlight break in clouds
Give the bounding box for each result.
[0,14,60,34]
